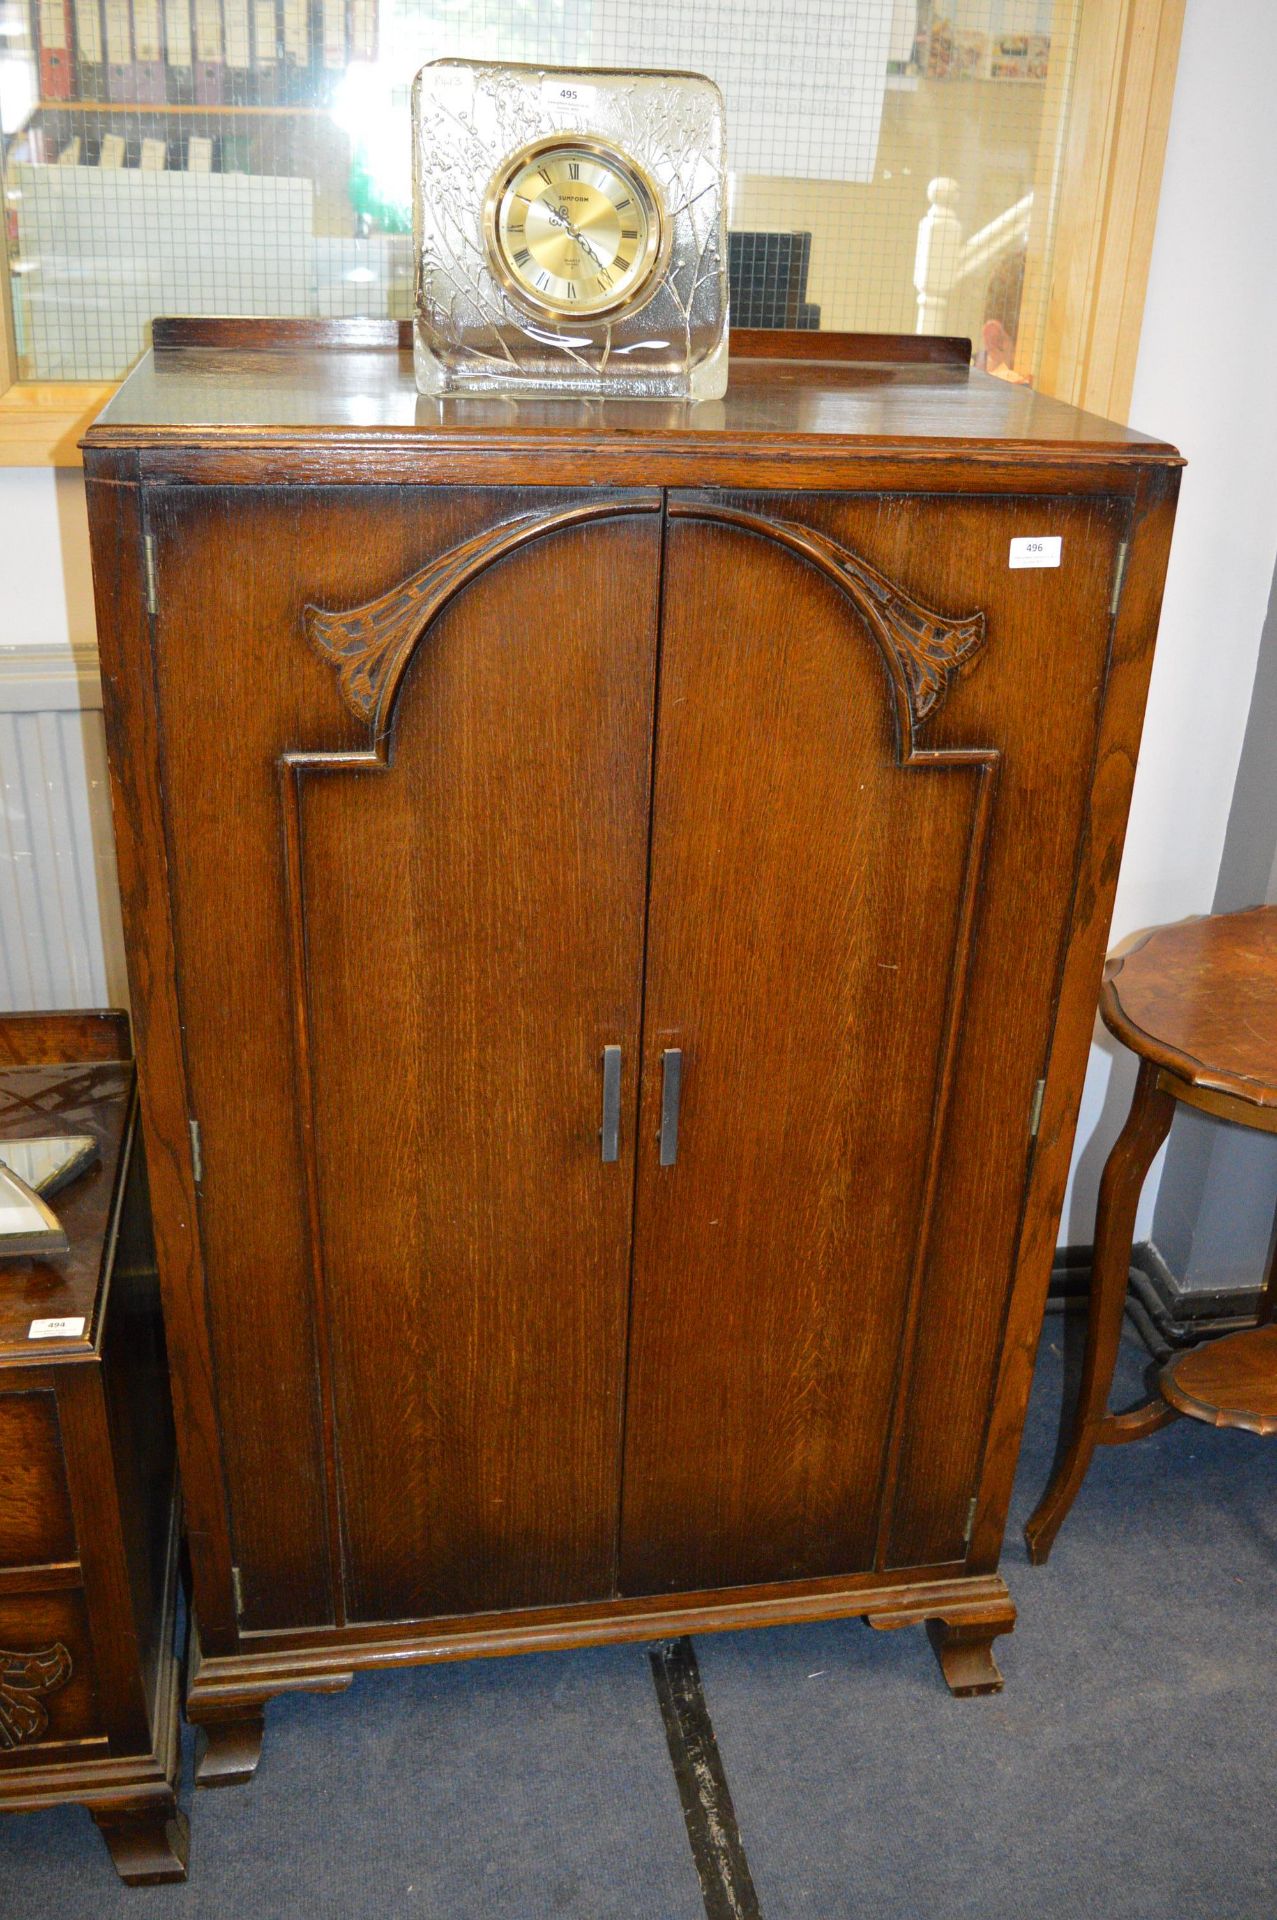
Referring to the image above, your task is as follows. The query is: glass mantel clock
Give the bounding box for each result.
[412,58,729,399]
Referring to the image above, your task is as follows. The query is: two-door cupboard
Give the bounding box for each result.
[83,322,1180,1781]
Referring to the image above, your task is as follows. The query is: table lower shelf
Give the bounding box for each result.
[1161,1323,1277,1435]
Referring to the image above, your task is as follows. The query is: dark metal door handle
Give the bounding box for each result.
[601,1045,622,1163]
[659,1049,683,1167]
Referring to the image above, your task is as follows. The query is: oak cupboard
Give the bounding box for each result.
[82,321,1180,1783]
[0,1013,185,1882]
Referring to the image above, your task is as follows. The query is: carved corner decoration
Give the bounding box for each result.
[0,1642,72,1749]
[304,496,660,745]
[668,501,988,751]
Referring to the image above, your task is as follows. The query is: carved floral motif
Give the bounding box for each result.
[0,1642,72,1749]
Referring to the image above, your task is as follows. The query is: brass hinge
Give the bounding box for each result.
[1028,1077,1046,1141]
[1110,538,1130,618]
[231,1565,245,1619]
[144,532,158,616]
[963,1496,978,1546]
[188,1118,203,1185]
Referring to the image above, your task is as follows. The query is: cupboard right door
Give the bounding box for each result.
[619,488,1130,1595]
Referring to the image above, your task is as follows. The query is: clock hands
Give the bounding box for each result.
[543,201,605,271]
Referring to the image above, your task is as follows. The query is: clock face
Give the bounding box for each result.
[485,137,665,322]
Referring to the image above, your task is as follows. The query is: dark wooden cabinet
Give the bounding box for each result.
[83,322,1180,1779]
[0,1013,185,1883]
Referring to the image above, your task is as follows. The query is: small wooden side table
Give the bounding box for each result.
[0,1011,186,1883]
[1025,906,1277,1564]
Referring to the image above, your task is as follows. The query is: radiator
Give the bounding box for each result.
[0,646,128,1013]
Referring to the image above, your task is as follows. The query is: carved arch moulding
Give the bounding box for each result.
[304,494,661,749]
[304,496,990,759]
[666,500,988,756]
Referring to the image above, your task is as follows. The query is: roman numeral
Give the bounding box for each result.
[568,161,580,180]
[621,227,638,240]
[597,267,613,290]
[538,167,551,185]
[536,271,550,290]
[616,197,632,210]
[566,282,577,299]
[615,256,633,273]
[509,219,525,233]
[514,248,531,267]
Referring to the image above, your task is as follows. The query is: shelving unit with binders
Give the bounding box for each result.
[27,0,377,114]
[3,0,395,375]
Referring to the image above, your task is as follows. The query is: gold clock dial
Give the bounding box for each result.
[486,138,664,321]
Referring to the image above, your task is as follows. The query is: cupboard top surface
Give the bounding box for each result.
[86,325,1180,474]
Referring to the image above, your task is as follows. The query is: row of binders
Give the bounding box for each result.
[35,0,377,104]
[53,130,218,165]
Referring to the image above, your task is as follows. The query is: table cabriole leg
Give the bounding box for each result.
[1024,1057,1176,1564]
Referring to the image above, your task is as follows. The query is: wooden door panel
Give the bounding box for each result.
[620,505,994,1594]
[148,488,658,1627]
[299,520,659,1621]
[620,490,1127,1593]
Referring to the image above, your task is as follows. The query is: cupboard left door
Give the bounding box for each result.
[143,486,662,1630]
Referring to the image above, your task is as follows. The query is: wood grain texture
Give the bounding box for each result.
[148,318,973,367]
[146,488,659,1628]
[0,1012,130,1069]
[620,499,997,1593]
[1023,1056,1175,1563]
[970,465,1180,1573]
[1024,901,1277,1552]
[83,329,1181,1743]
[304,492,660,738]
[54,1365,152,1753]
[1161,1326,1277,1435]
[298,513,660,1621]
[0,1059,184,1880]
[0,1396,76,1569]
[85,326,1179,495]
[83,473,238,1653]
[186,1570,1014,1707]
[1102,907,1277,1105]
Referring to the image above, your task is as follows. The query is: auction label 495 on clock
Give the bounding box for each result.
[542,78,597,108]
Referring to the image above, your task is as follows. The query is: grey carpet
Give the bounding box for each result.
[3,1319,1275,1917]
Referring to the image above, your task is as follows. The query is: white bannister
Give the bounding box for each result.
[914,179,1035,335]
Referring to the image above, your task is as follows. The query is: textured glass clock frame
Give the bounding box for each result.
[412,59,729,400]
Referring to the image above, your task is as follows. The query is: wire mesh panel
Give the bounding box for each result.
[0,0,1078,381]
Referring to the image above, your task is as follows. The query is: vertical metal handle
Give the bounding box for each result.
[600,1045,622,1163]
[659,1049,683,1167]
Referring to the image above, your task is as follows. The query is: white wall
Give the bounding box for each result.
[1059,0,1277,1241]
[0,467,126,1010]
[0,466,95,650]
